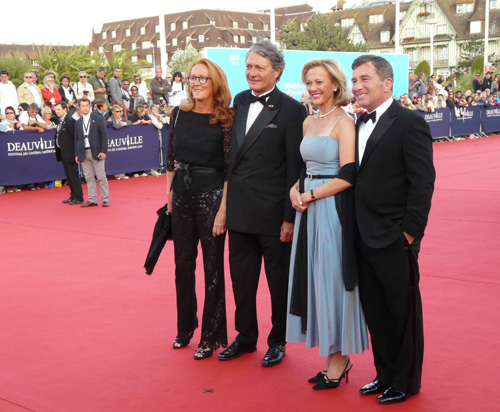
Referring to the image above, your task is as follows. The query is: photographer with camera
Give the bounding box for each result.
[73,71,95,102]
[88,67,109,103]
[19,103,48,132]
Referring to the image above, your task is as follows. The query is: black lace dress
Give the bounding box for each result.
[167,107,230,350]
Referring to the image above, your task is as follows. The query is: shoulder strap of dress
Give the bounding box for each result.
[304,116,313,136]
[329,116,342,136]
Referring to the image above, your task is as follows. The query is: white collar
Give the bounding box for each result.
[367,96,394,117]
[251,86,275,99]
[83,113,91,121]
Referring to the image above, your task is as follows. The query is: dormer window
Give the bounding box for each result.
[155,25,160,33]
[263,23,269,30]
[172,38,178,46]
[210,19,216,25]
[140,26,146,35]
[233,21,238,28]
[111,30,116,39]
[399,11,407,20]
[182,21,188,30]
[102,31,107,40]
[341,18,354,27]
[248,22,254,29]
[170,22,176,30]
[125,28,130,37]
[380,31,390,42]
[300,22,306,31]
[491,0,497,9]
[199,34,205,43]
[233,35,239,43]
[369,14,383,24]
[470,20,482,34]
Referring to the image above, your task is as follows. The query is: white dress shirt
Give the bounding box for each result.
[0,80,20,115]
[245,87,275,135]
[82,113,91,148]
[358,97,394,162]
[18,111,46,128]
[26,83,42,107]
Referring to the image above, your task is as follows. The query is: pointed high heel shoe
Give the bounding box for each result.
[312,358,352,390]
[308,371,326,383]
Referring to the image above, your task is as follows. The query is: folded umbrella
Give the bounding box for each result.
[144,203,172,275]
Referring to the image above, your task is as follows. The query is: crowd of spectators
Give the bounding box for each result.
[0,67,188,195]
[403,71,500,114]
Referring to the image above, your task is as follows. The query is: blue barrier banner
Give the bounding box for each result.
[417,108,450,139]
[481,106,500,133]
[451,106,481,136]
[0,124,160,186]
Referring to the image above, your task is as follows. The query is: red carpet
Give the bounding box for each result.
[0,137,499,412]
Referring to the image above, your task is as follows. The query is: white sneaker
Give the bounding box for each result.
[141,173,148,177]
[122,176,130,179]
[150,169,160,177]
[133,174,140,178]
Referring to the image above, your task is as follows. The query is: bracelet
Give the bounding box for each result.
[310,189,316,200]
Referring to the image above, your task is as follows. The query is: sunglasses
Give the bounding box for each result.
[80,75,87,78]
[123,83,129,86]
[25,76,33,79]
[5,111,14,115]
[18,108,24,111]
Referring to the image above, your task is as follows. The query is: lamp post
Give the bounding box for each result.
[425,19,439,75]
[395,0,400,54]
[485,0,490,73]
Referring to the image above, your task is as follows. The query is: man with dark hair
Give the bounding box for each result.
[482,71,492,92]
[109,67,127,119]
[93,100,112,126]
[473,72,482,93]
[417,73,426,96]
[55,101,83,205]
[150,67,171,105]
[351,55,435,404]
[219,39,306,367]
[75,97,110,207]
[88,67,109,103]
[0,70,20,117]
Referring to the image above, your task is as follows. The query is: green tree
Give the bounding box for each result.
[415,60,430,79]
[277,13,368,52]
[168,44,203,75]
[471,55,484,76]
[35,45,148,85]
[0,53,32,87]
[460,35,484,62]
[276,20,309,50]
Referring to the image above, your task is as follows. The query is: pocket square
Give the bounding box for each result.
[266,124,278,129]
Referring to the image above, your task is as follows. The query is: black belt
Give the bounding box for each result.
[174,161,223,189]
[306,173,337,180]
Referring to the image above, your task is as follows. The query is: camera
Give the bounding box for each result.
[83,90,89,95]
[105,82,110,94]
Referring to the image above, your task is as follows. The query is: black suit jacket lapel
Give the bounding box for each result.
[355,116,362,172]
[234,88,281,166]
[359,101,399,171]
[234,92,250,152]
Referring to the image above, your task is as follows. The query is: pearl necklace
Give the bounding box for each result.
[318,105,338,118]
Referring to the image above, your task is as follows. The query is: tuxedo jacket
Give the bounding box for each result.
[473,79,482,93]
[226,87,306,236]
[75,113,108,162]
[55,115,77,163]
[355,100,435,249]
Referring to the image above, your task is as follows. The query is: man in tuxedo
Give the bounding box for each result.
[218,40,306,367]
[54,101,83,205]
[75,97,110,207]
[351,55,435,404]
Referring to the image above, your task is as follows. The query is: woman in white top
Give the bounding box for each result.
[132,72,150,100]
[168,72,186,107]
[41,107,57,129]
[73,71,95,102]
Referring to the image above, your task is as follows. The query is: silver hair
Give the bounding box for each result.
[245,39,285,81]
[43,74,54,87]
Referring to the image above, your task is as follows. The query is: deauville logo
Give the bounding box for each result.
[108,135,144,152]
[6,137,55,156]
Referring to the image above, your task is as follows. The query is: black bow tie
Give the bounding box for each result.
[360,111,377,124]
[249,94,268,105]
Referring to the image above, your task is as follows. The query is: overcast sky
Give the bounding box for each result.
[1,1,342,46]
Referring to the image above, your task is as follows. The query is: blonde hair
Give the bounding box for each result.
[41,107,52,117]
[180,58,234,128]
[301,59,351,107]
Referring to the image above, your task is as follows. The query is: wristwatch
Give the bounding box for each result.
[310,189,316,200]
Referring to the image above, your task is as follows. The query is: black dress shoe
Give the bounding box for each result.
[261,344,285,367]
[62,197,73,204]
[218,339,256,361]
[377,388,410,404]
[102,201,109,207]
[69,199,84,205]
[359,379,390,396]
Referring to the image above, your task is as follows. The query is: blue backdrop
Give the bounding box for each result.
[481,107,500,133]
[205,48,409,101]
[0,125,161,186]
[417,108,451,139]
[450,106,481,137]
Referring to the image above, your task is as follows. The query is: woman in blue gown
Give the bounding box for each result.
[287,59,369,390]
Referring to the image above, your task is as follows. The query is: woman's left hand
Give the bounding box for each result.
[213,210,226,237]
[299,191,313,208]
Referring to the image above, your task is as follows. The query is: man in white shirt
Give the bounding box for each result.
[19,103,48,132]
[17,72,43,106]
[0,70,20,116]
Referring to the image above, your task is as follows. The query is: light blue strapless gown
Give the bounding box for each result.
[286,135,369,357]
